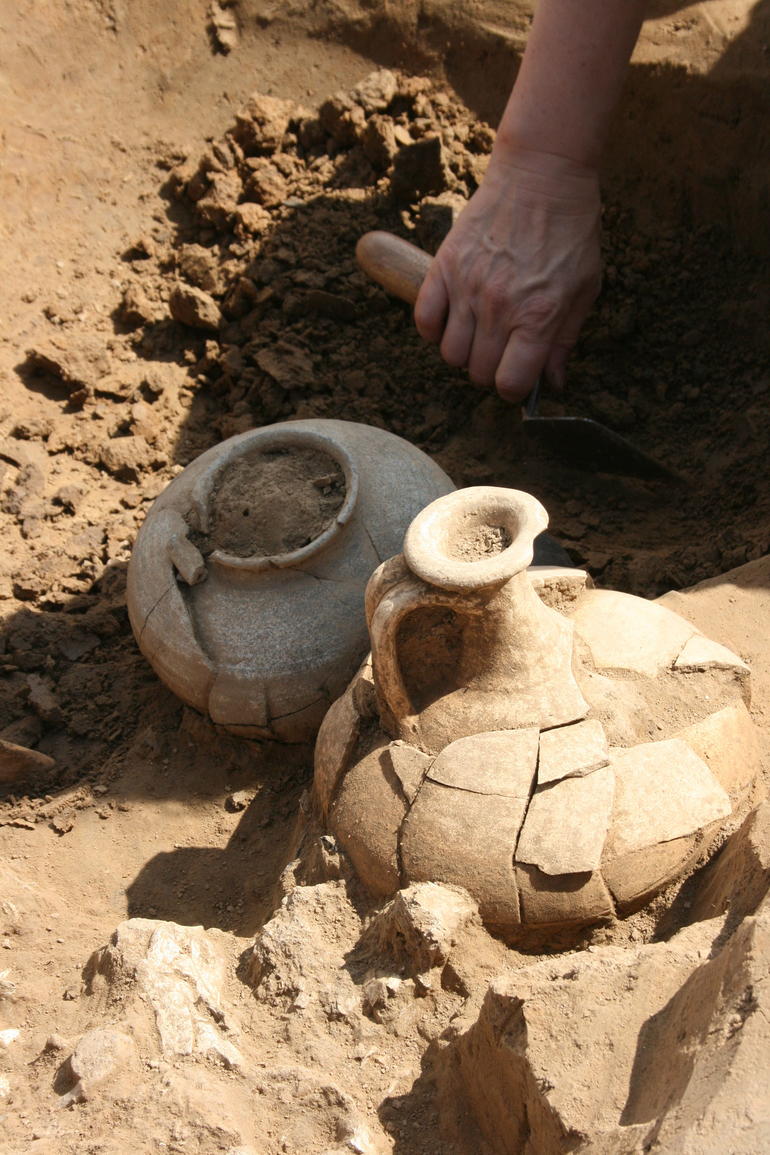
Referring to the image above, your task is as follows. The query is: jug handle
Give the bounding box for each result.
[369,574,462,745]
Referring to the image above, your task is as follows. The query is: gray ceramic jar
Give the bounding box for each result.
[127,419,455,742]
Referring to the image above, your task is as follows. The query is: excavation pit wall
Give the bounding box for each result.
[1,2,769,1152]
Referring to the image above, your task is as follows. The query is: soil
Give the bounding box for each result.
[449,524,511,561]
[200,448,346,558]
[0,1,769,1152]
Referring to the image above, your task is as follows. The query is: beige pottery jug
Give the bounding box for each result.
[366,487,588,754]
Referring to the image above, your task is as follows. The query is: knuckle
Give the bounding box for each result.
[515,294,562,333]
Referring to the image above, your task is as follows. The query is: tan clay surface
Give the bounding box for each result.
[1,1,770,1152]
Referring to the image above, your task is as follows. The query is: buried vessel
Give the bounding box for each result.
[126,419,455,742]
[314,486,760,938]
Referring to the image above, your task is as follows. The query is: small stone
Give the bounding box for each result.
[100,435,156,481]
[516,763,615,875]
[366,881,477,972]
[234,92,294,155]
[361,115,398,170]
[45,1033,71,1052]
[52,810,76,835]
[390,136,452,201]
[537,719,609,786]
[121,283,156,327]
[0,738,55,784]
[0,1028,19,1047]
[243,159,288,207]
[225,790,251,812]
[27,674,63,724]
[169,282,222,331]
[67,1028,133,1085]
[256,342,315,389]
[176,243,221,294]
[350,69,397,113]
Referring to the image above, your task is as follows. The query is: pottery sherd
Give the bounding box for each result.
[674,634,750,674]
[572,589,696,678]
[673,701,759,802]
[402,783,523,926]
[313,686,361,818]
[601,835,700,914]
[516,764,615,875]
[332,738,407,897]
[603,740,731,862]
[537,719,610,786]
[515,864,614,928]
[384,742,432,804]
[427,729,539,796]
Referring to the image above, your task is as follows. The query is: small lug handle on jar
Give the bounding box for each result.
[356,231,433,307]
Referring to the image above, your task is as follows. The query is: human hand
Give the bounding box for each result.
[414,145,602,402]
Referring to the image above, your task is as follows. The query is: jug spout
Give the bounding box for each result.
[368,488,588,752]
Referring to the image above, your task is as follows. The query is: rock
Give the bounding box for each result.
[516,763,615,875]
[100,435,156,481]
[537,718,610,785]
[130,401,158,444]
[674,701,759,800]
[54,482,87,512]
[0,737,55,783]
[350,70,397,114]
[234,93,293,155]
[390,136,452,201]
[176,243,222,294]
[25,335,111,401]
[674,633,749,673]
[247,882,361,1012]
[426,729,539,796]
[87,919,237,1059]
[443,919,728,1154]
[572,589,696,677]
[313,685,360,818]
[603,740,732,861]
[383,742,431,804]
[0,1028,19,1047]
[304,290,357,323]
[318,92,365,147]
[366,882,477,973]
[225,790,251,812]
[361,115,398,170]
[120,283,156,327]
[26,674,63,724]
[243,159,288,207]
[67,1028,134,1086]
[256,341,315,389]
[209,1,239,53]
[332,739,406,896]
[234,202,272,237]
[402,783,522,928]
[169,282,222,331]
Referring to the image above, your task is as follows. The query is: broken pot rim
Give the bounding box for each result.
[403,486,549,592]
[188,425,360,573]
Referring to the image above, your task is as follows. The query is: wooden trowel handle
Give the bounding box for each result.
[356,231,433,306]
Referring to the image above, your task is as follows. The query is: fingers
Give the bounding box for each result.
[495,296,562,402]
[414,262,449,344]
[543,281,600,390]
[440,295,476,368]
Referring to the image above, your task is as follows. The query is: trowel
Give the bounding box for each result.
[356,230,679,481]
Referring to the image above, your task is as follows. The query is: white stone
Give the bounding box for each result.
[516,764,615,875]
[68,1028,134,1085]
[427,729,539,796]
[537,719,609,785]
[603,740,732,861]
[0,1028,19,1047]
[674,634,749,672]
[88,919,232,1059]
[572,589,696,677]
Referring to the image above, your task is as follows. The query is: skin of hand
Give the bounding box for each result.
[414,0,647,402]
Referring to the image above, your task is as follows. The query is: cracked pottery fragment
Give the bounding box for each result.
[127,419,455,741]
[314,485,759,941]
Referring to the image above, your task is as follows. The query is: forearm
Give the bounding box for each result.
[498,0,647,169]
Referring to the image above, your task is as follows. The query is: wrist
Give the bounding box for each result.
[484,140,600,208]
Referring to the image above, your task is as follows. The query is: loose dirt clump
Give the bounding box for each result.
[199,447,346,557]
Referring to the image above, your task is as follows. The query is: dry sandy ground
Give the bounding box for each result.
[1,2,770,1152]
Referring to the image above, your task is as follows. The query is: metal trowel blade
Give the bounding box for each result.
[523,415,679,480]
